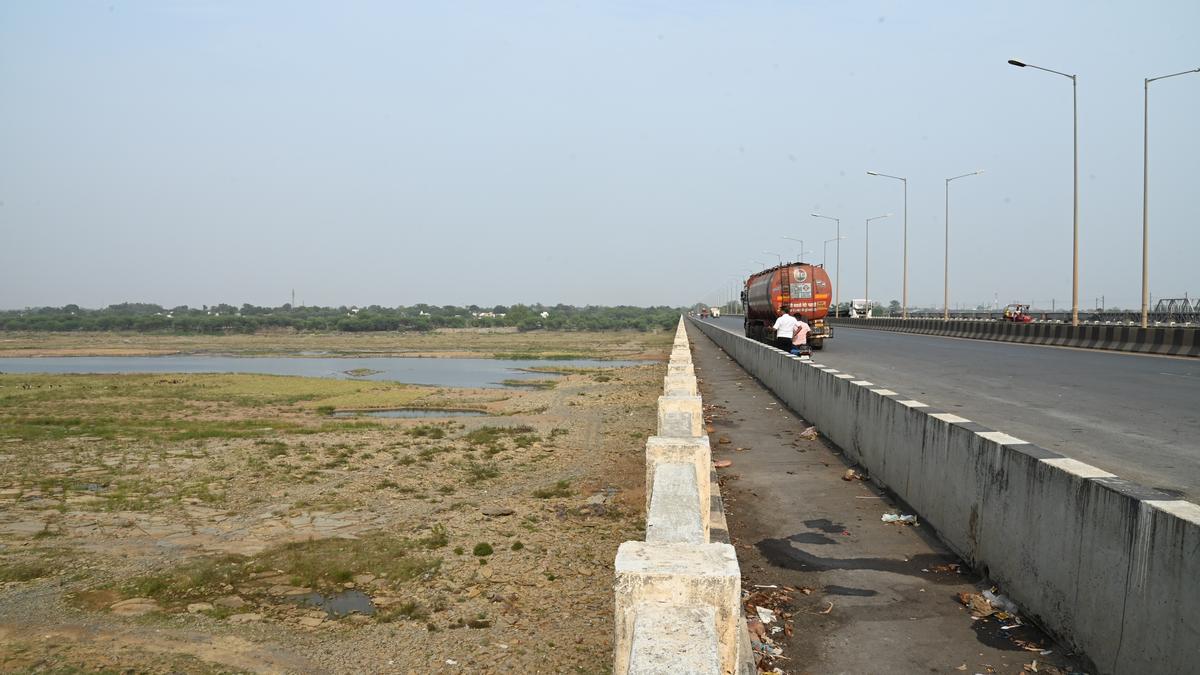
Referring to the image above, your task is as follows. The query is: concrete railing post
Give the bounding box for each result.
[613,316,751,675]
[615,542,740,675]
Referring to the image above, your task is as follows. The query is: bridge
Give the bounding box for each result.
[618,316,1199,674]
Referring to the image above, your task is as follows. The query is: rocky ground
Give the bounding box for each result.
[0,334,668,673]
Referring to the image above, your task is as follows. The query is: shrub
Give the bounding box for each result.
[532,480,572,499]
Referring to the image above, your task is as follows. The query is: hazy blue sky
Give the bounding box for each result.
[2,1,1197,310]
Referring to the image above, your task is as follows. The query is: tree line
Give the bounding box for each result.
[0,303,683,333]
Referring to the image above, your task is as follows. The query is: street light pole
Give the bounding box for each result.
[944,170,984,320]
[867,171,908,318]
[782,236,807,262]
[865,214,891,317]
[811,214,841,317]
[1009,59,1080,326]
[1142,67,1199,328]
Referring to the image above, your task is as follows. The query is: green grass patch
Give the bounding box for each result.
[499,379,557,390]
[408,424,446,439]
[263,534,442,590]
[462,460,500,484]
[463,425,538,446]
[491,352,590,360]
[378,600,429,623]
[0,373,398,442]
[532,480,572,499]
[0,560,53,582]
[119,530,446,605]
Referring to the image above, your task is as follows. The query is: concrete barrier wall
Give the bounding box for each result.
[614,318,753,675]
[691,318,1200,675]
[829,317,1200,357]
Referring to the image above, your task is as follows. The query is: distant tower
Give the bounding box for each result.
[291,289,295,307]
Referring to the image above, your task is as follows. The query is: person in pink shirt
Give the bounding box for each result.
[790,310,812,357]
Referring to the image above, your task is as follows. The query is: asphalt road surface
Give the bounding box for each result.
[705,315,1200,500]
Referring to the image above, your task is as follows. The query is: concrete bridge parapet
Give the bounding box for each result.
[613,317,753,675]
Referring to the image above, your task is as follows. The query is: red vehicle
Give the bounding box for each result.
[1002,304,1033,323]
[742,263,834,349]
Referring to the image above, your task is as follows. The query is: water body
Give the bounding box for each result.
[0,355,643,389]
[288,589,376,617]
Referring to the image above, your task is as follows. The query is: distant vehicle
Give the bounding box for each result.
[711,308,721,318]
[742,263,833,350]
[699,307,711,319]
[1002,304,1033,323]
[848,298,870,319]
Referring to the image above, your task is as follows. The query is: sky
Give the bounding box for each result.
[2,1,1198,311]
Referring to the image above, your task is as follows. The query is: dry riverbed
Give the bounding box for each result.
[0,332,669,673]
[0,329,664,361]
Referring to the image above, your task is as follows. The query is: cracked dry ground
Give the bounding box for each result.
[0,363,662,673]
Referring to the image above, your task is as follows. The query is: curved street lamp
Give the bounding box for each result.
[945,170,984,320]
[782,236,808,262]
[865,213,892,317]
[867,171,908,318]
[1142,67,1200,327]
[812,213,841,316]
[1009,58,1079,326]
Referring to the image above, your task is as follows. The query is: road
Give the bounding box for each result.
[687,322,1085,673]
[705,315,1200,500]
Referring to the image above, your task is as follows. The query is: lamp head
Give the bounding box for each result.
[866,171,879,176]
[1008,59,1027,67]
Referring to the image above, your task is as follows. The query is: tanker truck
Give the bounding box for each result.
[741,263,834,349]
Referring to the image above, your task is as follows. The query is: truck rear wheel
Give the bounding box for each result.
[810,339,824,350]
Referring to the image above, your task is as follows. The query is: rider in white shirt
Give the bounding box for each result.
[772,307,799,351]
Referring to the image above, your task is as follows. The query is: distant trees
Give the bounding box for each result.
[0,303,682,334]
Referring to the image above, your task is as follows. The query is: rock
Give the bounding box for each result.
[584,494,607,506]
[345,614,372,625]
[214,595,247,609]
[227,612,263,624]
[187,603,214,614]
[352,574,376,585]
[110,598,160,616]
[481,506,515,517]
[298,616,324,628]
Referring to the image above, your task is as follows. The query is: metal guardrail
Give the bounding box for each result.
[893,310,1197,325]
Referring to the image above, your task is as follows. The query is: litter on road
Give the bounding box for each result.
[881,513,918,525]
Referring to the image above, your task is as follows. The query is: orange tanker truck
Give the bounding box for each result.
[741,263,834,350]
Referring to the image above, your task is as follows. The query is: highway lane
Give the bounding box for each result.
[704,315,1200,500]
